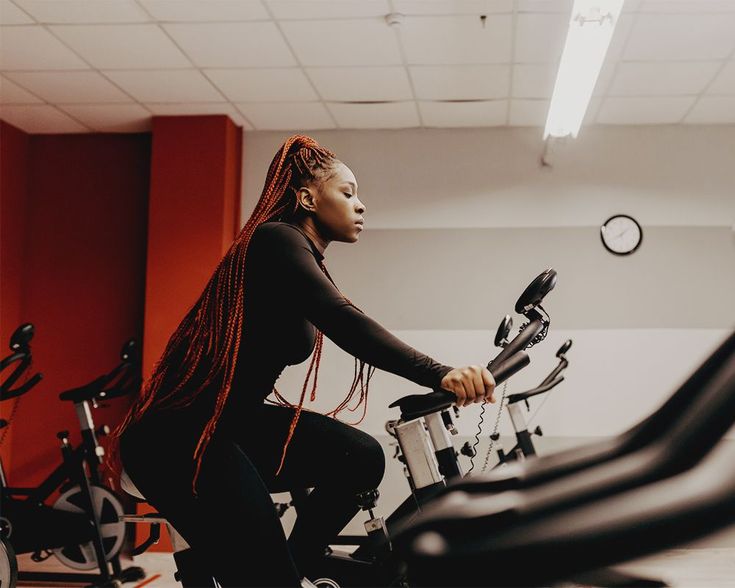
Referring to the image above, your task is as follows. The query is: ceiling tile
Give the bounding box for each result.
[624,14,735,61]
[402,15,512,64]
[605,14,635,63]
[509,99,548,126]
[0,104,88,132]
[597,96,695,124]
[328,101,419,128]
[147,103,252,129]
[59,103,151,132]
[411,65,509,100]
[0,0,34,24]
[684,96,735,124]
[512,64,556,98]
[236,102,335,130]
[393,1,513,15]
[515,13,569,62]
[640,1,735,13]
[164,22,296,67]
[419,100,506,127]
[610,62,721,96]
[306,67,412,101]
[281,19,401,66]
[708,62,735,95]
[206,68,317,102]
[14,0,149,23]
[516,0,572,11]
[5,71,132,103]
[0,75,43,103]
[0,25,89,70]
[104,70,224,102]
[140,0,268,21]
[267,1,390,19]
[50,24,191,69]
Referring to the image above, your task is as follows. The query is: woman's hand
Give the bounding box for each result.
[440,365,496,407]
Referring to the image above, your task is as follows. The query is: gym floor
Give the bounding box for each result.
[14,545,735,587]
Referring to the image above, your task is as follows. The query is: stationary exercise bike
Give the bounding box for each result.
[0,323,145,587]
[292,269,558,587]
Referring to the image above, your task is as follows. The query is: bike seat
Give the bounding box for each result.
[389,390,454,421]
[58,375,108,403]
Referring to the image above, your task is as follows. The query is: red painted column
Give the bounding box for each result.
[144,115,242,379]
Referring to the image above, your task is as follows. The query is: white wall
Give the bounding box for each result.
[242,125,735,439]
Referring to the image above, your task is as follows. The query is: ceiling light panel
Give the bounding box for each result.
[0,76,43,103]
[50,24,191,69]
[419,100,507,127]
[0,104,88,132]
[13,0,149,23]
[140,0,269,21]
[164,22,296,67]
[402,15,512,64]
[624,14,735,61]
[328,101,419,128]
[59,103,151,132]
[393,1,513,15]
[306,66,412,101]
[205,68,318,102]
[280,19,402,66]
[236,102,335,130]
[267,0,390,19]
[4,71,133,103]
[104,70,224,103]
[0,0,34,24]
[707,62,735,95]
[515,13,571,63]
[410,65,510,100]
[684,96,735,123]
[0,26,89,70]
[597,96,696,124]
[610,62,721,96]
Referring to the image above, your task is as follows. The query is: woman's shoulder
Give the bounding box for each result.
[253,221,305,242]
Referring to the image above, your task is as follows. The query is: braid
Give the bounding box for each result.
[111,135,375,493]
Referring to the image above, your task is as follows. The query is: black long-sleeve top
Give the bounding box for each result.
[222,221,454,422]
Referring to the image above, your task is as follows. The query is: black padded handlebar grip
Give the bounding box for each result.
[489,318,543,369]
[488,351,530,385]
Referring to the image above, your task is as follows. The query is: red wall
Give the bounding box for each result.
[0,122,31,475]
[0,124,151,486]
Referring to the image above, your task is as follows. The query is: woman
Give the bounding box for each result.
[114,135,495,587]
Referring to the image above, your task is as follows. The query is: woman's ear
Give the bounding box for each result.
[297,187,316,213]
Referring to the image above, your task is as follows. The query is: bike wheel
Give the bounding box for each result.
[0,538,18,588]
[51,484,126,570]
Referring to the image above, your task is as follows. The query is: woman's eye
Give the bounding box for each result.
[344,192,353,198]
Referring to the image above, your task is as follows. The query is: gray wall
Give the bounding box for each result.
[241,125,735,541]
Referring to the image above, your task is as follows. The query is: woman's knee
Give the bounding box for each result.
[344,433,385,491]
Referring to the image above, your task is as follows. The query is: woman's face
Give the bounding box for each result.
[304,161,366,243]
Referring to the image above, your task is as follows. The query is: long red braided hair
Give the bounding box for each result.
[112,135,376,493]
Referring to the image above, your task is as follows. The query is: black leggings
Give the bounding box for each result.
[120,404,386,587]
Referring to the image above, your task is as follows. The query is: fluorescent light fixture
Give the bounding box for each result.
[544,0,624,139]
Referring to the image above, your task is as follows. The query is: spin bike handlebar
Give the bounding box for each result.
[0,323,43,401]
[507,339,572,405]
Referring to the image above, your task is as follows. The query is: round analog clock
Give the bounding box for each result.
[600,214,642,255]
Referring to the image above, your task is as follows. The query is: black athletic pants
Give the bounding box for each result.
[120,403,386,587]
